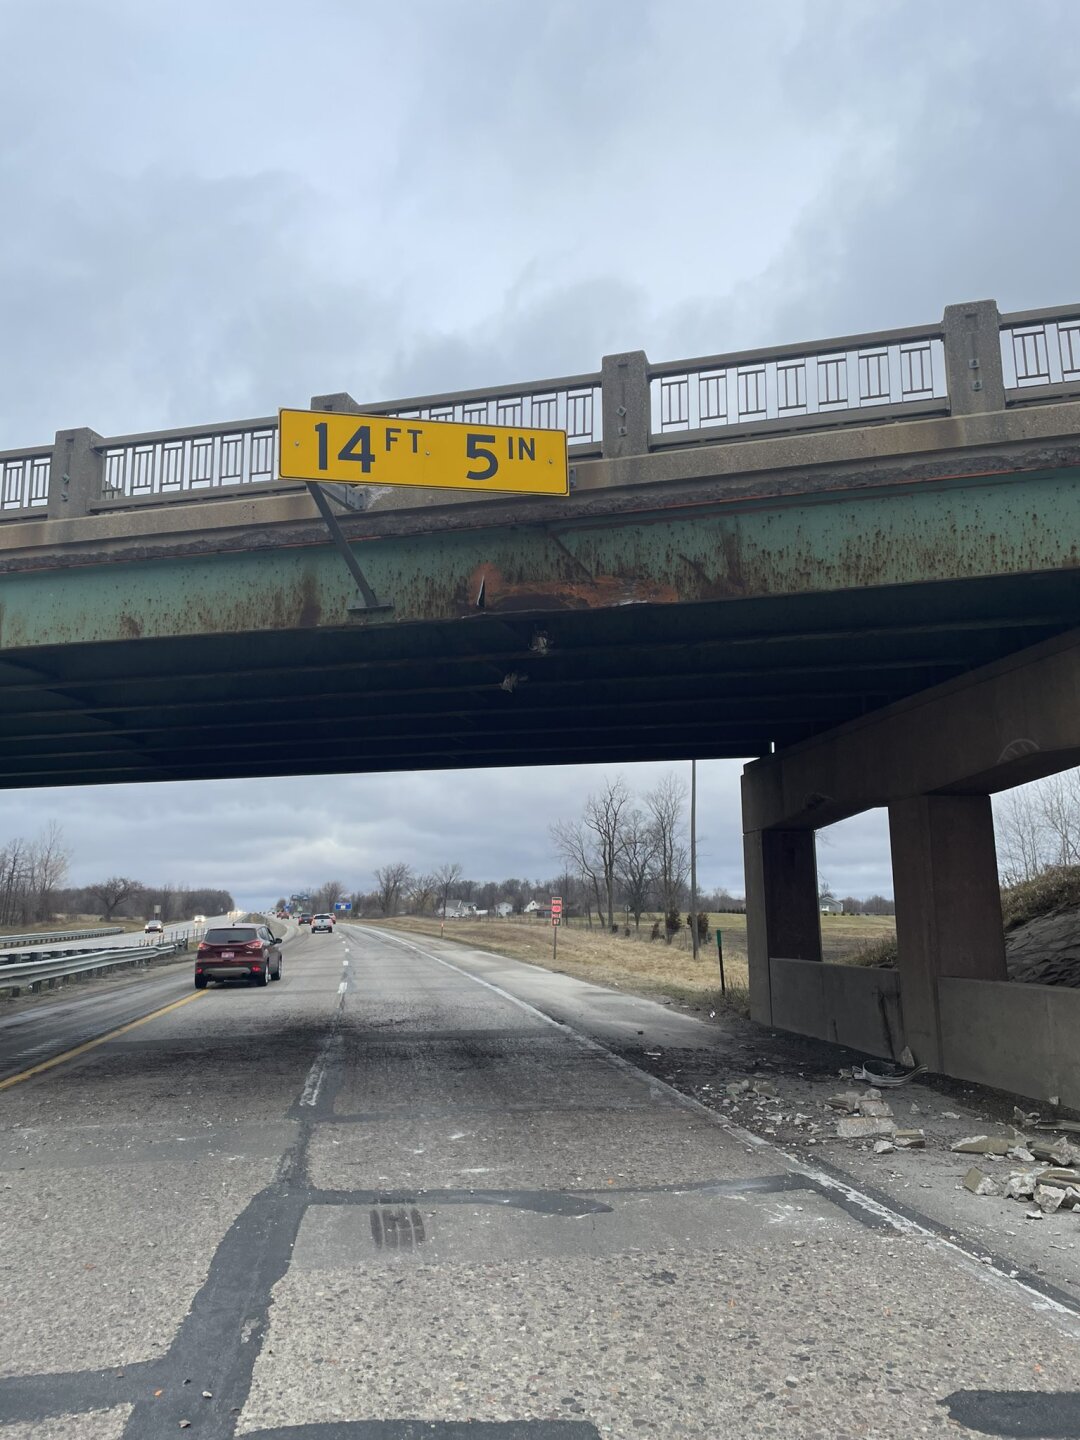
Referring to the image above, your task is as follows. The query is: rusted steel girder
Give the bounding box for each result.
[0,468,1077,651]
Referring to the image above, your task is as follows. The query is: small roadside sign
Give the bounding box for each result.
[279,408,569,496]
[551,895,563,927]
[334,901,352,911]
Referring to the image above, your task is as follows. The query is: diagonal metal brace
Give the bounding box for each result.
[306,482,392,614]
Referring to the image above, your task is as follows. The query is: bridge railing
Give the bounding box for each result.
[647,324,948,446]
[333,371,605,453]
[999,303,1080,403]
[5,299,1080,522]
[0,445,51,518]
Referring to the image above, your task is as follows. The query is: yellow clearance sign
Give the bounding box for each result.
[278,408,569,496]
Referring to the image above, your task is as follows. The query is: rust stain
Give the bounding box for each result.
[118,614,143,639]
[466,561,678,612]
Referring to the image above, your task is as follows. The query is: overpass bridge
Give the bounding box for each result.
[3,296,1080,1105]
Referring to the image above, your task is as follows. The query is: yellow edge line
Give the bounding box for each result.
[0,989,206,1092]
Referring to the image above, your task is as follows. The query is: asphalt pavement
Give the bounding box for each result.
[0,922,1078,1439]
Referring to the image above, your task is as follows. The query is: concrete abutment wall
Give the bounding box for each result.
[743,631,1080,1108]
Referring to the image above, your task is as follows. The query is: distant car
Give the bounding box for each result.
[299,913,313,925]
[144,920,164,935]
[312,913,334,933]
[195,924,283,988]
[193,914,206,924]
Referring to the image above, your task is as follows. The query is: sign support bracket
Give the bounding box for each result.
[306,482,392,615]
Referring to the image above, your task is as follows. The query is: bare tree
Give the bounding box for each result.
[550,818,605,927]
[312,878,346,912]
[86,876,142,920]
[616,808,656,930]
[374,862,412,916]
[29,821,68,923]
[434,862,463,920]
[583,776,632,930]
[646,773,690,938]
[408,872,438,914]
[1040,772,1080,867]
[995,787,1046,885]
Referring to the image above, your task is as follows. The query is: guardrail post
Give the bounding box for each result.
[601,351,650,459]
[942,300,1004,415]
[47,427,105,518]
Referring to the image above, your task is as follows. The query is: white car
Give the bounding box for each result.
[144,920,164,935]
[311,913,334,933]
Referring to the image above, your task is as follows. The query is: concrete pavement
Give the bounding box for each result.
[0,922,1078,1438]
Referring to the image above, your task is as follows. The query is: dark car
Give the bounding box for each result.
[299,912,313,926]
[195,924,283,988]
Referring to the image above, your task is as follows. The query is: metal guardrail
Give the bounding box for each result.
[0,938,190,994]
[0,924,124,947]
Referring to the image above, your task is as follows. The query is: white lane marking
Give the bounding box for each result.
[299,1032,336,1107]
[365,926,1080,1336]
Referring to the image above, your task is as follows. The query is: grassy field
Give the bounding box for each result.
[0,915,145,937]
[361,911,896,1016]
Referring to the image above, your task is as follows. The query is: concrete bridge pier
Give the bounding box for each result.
[888,795,1006,1071]
[742,630,1080,1105]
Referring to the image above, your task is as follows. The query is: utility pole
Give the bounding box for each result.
[690,758,699,960]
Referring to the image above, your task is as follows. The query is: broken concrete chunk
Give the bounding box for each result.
[1005,1171,1038,1200]
[751,1078,779,1097]
[836,1115,896,1139]
[862,1087,883,1102]
[900,1046,917,1069]
[873,1140,895,1155]
[1037,1167,1080,1188]
[951,1135,1013,1156]
[963,1167,1000,1196]
[1007,1146,1036,1164]
[826,1091,862,1112]
[893,1129,926,1148]
[858,1098,894,1118]
[1036,1184,1067,1214]
[725,1080,751,1098]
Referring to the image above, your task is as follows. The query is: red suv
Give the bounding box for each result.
[195,925,283,988]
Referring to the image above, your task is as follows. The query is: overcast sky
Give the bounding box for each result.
[1,0,1076,907]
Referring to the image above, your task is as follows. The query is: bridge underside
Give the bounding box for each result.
[0,566,1078,788]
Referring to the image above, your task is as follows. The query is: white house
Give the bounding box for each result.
[495,902,513,918]
[819,898,845,915]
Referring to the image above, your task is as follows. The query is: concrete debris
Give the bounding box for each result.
[751,1078,779,1097]
[900,1046,916,1069]
[725,1080,751,1098]
[858,1098,894,1119]
[1014,1106,1039,1128]
[836,1115,897,1140]
[893,1129,926,1148]
[951,1135,1014,1156]
[963,1167,1000,1196]
[1025,1208,1044,1220]
[1031,1137,1080,1167]
[873,1140,895,1155]
[943,1111,961,1120]
[1036,1184,1067,1214]
[1049,1096,1061,1107]
[1008,1146,1036,1164]
[1005,1171,1039,1200]
[826,1091,862,1112]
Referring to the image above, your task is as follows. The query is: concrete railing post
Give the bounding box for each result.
[600,351,650,459]
[943,300,1005,415]
[310,391,363,414]
[47,427,105,519]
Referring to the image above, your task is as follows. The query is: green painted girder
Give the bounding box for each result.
[1,469,1078,652]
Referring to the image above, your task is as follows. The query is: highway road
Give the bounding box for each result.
[0,914,228,958]
[0,923,1078,1439]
